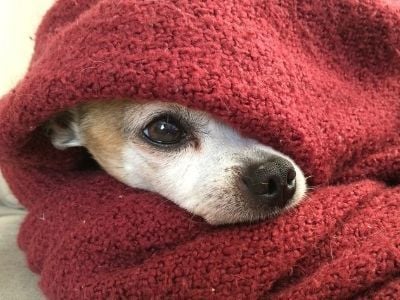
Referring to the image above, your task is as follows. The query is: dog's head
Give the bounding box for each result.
[47,100,307,224]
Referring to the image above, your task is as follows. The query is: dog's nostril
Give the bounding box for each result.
[266,179,277,195]
[247,176,279,196]
[287,168,296,186]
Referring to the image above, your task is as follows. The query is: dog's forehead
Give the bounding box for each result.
[127,102,203,117]
[122,101,208,127]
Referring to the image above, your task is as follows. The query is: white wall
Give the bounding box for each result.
[0,0,54,96]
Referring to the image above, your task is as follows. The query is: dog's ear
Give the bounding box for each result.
[46,109,83,150]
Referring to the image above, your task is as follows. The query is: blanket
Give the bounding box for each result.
[0,0,399,298]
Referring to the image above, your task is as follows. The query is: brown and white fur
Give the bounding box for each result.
[47,100,307,225]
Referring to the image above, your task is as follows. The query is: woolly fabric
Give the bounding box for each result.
[0,0,399,298]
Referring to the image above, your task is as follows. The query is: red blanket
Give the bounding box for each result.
[1,0,400,298]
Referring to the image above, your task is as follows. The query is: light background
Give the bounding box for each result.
[0,2,53,299]
[0,0,54,96]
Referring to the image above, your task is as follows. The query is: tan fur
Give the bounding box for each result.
[78,101,128,174]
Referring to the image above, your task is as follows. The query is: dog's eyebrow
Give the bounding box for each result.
[122,103,210,137]
[165,105,211,136]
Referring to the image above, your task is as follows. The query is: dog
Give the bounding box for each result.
[46,100,307,225]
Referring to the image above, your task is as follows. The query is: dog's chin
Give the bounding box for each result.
[202,211,273,226]
[202,205,296,225]
[192,198,296,226]
[192,185,307,225]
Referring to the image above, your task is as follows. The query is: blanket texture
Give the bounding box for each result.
[0,0,400,298]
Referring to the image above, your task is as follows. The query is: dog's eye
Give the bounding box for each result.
[143,115,185,145]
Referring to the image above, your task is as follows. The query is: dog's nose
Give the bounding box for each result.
[242,157,296,207]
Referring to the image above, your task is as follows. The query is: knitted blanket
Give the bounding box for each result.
[0,0,399,298]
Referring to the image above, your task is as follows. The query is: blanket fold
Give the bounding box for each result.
[0,0,399,298]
